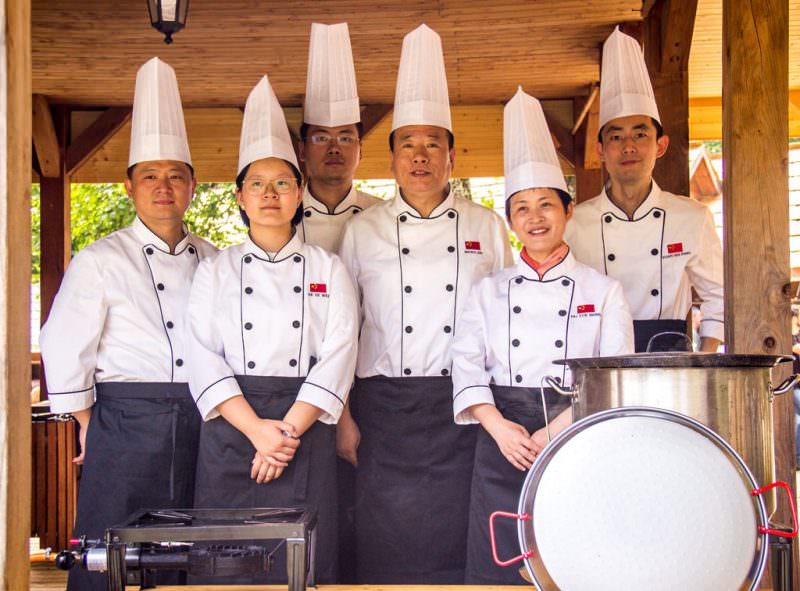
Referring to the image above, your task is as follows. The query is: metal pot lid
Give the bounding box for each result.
[553,352,792,369]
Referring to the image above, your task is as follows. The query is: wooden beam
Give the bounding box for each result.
[360,104,392,140]
[573,95,603,203]
[658,0,698,74]
[722,1,793,587]
[583,93,602,171]
[0,0,32,588]
[31,94,59,178]
[790,89,800,112]
[571,83,599,135]
[641,0,659,18]
[544,113,574,168]
[65,107,131,176]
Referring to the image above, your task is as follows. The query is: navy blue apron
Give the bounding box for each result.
[353,375,477,584]
[67,382,200,591]
[193,375,337,584]
[464,385,570,585]
[633,319,690,352]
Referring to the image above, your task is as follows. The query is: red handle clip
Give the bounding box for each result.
[752,481,799,538]
[489,511,533,566]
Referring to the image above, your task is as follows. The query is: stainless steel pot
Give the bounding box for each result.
[544,352,798,516]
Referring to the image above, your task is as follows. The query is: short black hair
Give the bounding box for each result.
[505,188,572,221]
[236,159,304,228]
[126,162,195,179]
[597,117,663,144]
[299,121,364,142]
[389,129,455,152]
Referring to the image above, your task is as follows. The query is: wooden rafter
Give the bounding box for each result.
[65,108,131,176]
[360,104,392,140]
[544,113,574,168]
[571,83,599,135]
[31,94,60,178]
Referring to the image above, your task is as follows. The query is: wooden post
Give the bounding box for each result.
[722,0,793,586]
[0,0,32,588]
[38,105,70,328]
[573,94,603,203]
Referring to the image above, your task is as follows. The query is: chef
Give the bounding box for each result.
[299,24,380,582]
[564,27,724,353]
[338,24,513,584]
[187,74,359,584]
[452,87,634,585]
[298,22,381,255]
[39,57,217,591]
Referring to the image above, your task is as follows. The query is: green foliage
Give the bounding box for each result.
[184,183,246,247]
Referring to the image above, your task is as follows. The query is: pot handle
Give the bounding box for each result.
[543,375,576,398]
[645,331,693,353]
[772,374,800,396]
[489,511,533,566]
[752,481,799,538]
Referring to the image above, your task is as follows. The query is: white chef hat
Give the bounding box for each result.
[504,87,568,200]
[391,24,452,132]
[238,75,299,175]
[303,23,361,127]
[599,26,661,130]
[128,57,192,168]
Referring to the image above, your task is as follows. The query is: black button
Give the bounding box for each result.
[405,325,413,333]
[441,369,449,376]
[175,359,184,367]
[446,284,454,292]
[166,321,174,329]
[651,288,660,296]
[515,277,523,284]
[294,286,302,293]
[404,368,412,376]
[555,340,564,348]
[399,215,407,222]
[244,256,252,264]
[653,210,661,218]
[515,374,523,383]
[244,322,253,330]
[188,246,195,254]
[651,248,659,255]
[146,247,154,255]
[447,246,455,253]
[448,211,456,219]
[304,210,312,217]
[444,325,452,333]
[513,306,521,314]
[157,283,165,291]
[289,359,297,367]
[607,254,615,262]
[245,287,253,295]
[292,320,300,328]
[402,247,410,255]
[512,339,520,347]
[604,215,612,223]
[248,361,256,369]
[558,309,567,317]
[404,285,412,293]
[561,279,570,287]
[293,256,302,263]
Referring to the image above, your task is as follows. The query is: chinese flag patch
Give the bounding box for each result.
[465,241,481,251]
[577,304,595,314]
[667,242,684,254]
[309,283,327,294]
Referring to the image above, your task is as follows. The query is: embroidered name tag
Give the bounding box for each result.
[309,283,329,297]
[572,303,600,318]
[577,304,595,314]
[464,240,482,253]
[664,242,691,258]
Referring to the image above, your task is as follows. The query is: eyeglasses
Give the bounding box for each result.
[304,133,358,146]
[242,177,299,196]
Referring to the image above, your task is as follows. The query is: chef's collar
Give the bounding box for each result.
[601,180,662,221]
[303,184,358,215]
[131,216,191,254]
[389,185,455,218]
[244,229,304,262]
[516,247,577,281]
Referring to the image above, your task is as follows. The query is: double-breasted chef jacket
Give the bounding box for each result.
[564,182,723,352]
[298,185,382,253]
[452,251,634,584]
[338,189,513,584]
[39,216,217,591]
[186,231,359,584]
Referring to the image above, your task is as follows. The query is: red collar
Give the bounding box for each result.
[520,243,569,279]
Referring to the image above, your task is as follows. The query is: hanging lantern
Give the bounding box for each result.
[148,0,189,45]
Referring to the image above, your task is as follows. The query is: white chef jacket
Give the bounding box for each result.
[563,182,724,342]
[187,231,359,423]
[297,185,382,253]
[339,189,514,378]
[452,251,634,424]
[39,216,218,414]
